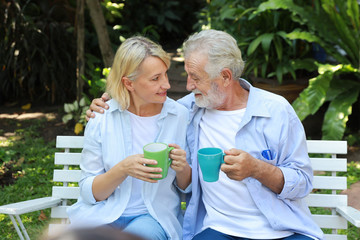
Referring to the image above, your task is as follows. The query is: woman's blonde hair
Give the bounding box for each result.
[106,36,171,110]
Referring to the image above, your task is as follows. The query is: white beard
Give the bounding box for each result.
[193,82,225,109]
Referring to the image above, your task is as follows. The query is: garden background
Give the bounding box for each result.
[1,0,360,239]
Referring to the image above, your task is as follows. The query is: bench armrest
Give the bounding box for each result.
[0,197,61,215]
[336,206,360,227]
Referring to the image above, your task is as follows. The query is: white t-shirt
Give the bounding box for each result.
[199,108,292,238]
[122,110,160,216]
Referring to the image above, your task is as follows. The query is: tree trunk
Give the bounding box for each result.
[76,0,85,102]
[86,0,114,67]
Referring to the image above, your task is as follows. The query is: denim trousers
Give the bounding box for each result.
[110,214,167,240]
[193,228,313,240]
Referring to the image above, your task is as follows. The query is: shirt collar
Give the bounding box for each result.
[187,78,271,118]
[107,97,178,116]
[239,78,271,118]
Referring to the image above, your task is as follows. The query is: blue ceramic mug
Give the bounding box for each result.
[197,147,225,182]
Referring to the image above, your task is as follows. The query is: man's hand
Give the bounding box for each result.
[221,148,284,194]
[85,93,111,121]
[221,148,258,181]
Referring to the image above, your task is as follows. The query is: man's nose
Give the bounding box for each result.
[186,76,195,91]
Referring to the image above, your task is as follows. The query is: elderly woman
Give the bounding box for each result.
[67,36,191,240]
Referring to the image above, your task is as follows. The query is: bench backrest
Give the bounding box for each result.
[52,136,349,239]
[306,140,348,240]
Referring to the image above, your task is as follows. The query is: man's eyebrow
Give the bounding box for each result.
[189,72,199,79]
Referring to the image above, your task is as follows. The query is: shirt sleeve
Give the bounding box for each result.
[277,111,313,200]
[79,114,105,205]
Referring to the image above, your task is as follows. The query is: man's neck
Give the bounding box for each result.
[215,81,249,111]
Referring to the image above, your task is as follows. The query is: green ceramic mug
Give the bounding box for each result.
[143,142,175,180]
[197,147,225,182]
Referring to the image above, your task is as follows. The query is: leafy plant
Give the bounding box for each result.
[256,0,360,140]
[62,97,89,135]
[0,0,77,104]
[82,54,109,99]
[117,0,202,46]
[195,0,315,83]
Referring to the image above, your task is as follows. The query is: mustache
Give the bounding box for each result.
[192,90,203,95]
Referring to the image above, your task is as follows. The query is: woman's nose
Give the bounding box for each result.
[161,76,171,89]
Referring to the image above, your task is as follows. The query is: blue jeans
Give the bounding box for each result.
[110,214,167,240]
[193,228,313,240]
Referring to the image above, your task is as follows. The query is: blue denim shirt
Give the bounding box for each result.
[67,97,189,240]
[178,79,324,240]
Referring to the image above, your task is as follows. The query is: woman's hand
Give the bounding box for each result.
[169,144,191,190]
[92,154,163,201]
[118,154,163,183]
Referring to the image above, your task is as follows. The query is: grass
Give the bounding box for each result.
[0,118,56,239]
[1,117,360,239]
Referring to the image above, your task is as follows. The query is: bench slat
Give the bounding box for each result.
[52,186,80,199]
[53,170,81,182]
[312,176,347,190]
[55,152,81,165]
[307,140,347,154]
[312,214,348,229]
[0,197,61,215]
[323,234,347,240]
[56,136,84,149]
[310,158,347,172]
[305,194,347,208]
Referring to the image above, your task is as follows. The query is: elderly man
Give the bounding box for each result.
[87,30,323,240]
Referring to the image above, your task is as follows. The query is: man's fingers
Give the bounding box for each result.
[85,109,95,120]
[224,148,244,156]
[220,163,231,172]
[101,92,111,101]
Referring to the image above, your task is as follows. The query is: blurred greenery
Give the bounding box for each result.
[0,119,56,239]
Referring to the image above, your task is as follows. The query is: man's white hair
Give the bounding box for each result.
[183,29,245,79]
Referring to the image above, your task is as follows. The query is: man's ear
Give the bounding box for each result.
[122,77,134,91]
[220,68,233,87]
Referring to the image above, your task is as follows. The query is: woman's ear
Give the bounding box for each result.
[122,77,134,91]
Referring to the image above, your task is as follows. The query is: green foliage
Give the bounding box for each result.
[196,0,315,83]
[346,131,360,146]
[62,97,89,128]
[117,0,202,45]
[82,55,109,99]
[0,0,77,104]
[258,0,360,140]
[0,119,56,239]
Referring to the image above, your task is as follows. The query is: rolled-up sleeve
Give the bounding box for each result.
[277,114,313,200]
[79,114,105,204]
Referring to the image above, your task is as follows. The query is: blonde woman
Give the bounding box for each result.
[67,36,191,240]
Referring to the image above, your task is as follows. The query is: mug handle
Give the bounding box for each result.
[221,152,226,164]
[168,147,175,165]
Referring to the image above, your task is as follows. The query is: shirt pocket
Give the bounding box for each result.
[259,149,277,166]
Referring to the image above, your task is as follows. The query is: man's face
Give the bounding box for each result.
[184,53,225,109]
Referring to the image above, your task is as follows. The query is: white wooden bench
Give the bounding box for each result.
[0,136,359,239]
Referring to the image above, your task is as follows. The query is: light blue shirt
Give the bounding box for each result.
[67,97,189,240]
[178,79,324,240]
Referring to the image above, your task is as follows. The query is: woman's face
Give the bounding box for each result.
[130,56,170,105]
